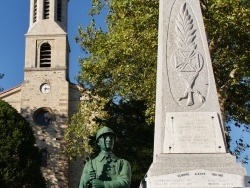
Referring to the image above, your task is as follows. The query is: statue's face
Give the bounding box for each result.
[97,133,114,151]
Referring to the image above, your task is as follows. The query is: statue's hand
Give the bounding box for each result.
[89,170,96,181]
[91,179,104,188]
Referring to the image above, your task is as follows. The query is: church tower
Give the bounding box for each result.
[0,0,83,187]
[0,0,82,186]
[21,0,80,187]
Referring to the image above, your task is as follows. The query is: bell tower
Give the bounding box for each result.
[25,0,69,73]
[0,0,81,186]
[21,0,73,187]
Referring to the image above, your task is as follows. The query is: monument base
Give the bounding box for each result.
[143,153,250,188]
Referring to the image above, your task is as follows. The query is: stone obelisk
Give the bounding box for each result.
[145,0,250,187]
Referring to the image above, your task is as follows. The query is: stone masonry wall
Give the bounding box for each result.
[21,69,69,187]
[0,86,22,113]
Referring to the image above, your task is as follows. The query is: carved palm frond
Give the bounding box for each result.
[176,3,197,49]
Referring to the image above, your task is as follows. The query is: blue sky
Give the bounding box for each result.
[0,1,249,175]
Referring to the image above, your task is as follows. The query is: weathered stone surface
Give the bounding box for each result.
[154,0,224,159]
[144,0,250,187]
[147,154,246,177]
[147,169,250,188]
[163,112,226,153]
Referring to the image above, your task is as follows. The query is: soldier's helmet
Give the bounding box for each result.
[96,126,116,142]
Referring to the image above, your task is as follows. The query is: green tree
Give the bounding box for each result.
[200,0,250,162]
[97,99,154,187]
[65,0,250,186]
[75,0,159,123]
[66,2,159,185]
[0,100,46,188]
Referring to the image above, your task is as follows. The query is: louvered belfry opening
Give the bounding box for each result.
[40,43,51,67]
[33,0,37,22]
[43,0,50,19]
[57,0,62,22]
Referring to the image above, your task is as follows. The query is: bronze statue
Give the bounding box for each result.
[79,126,131,188]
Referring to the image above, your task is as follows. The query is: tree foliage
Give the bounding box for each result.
[65,92,108,158]
[75,0,159,124]
[65,0,250,185]
[96,99,154,187]
[0,100,46,188]
[201,0,250,124]
[200,0,250,161]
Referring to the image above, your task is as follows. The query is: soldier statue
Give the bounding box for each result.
[79,126,131,188]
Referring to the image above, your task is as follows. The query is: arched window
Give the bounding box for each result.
[43,0,50,19]
[33,107,55,127]
[33,0,37,22]
[40,43,51,67]
[57,0,62,22]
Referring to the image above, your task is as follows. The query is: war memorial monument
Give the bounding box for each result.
[144,0,250,187]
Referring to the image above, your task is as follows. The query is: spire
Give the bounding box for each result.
[27,0,69,34]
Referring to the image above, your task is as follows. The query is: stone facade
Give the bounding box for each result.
[0,81,81,187]
[0,0,82,187]
[0,85,22,112]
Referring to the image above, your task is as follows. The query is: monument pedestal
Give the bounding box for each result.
[146,154,250,187]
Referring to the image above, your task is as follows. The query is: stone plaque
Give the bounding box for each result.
[146,170,250,188]
[163,112,226,153]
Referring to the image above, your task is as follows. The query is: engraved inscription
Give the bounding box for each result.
[173,114,214,150]
[146,170,248,188]
[171,3,205,106]
[164,112,226,153]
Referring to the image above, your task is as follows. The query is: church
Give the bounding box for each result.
[0,0,82,187]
